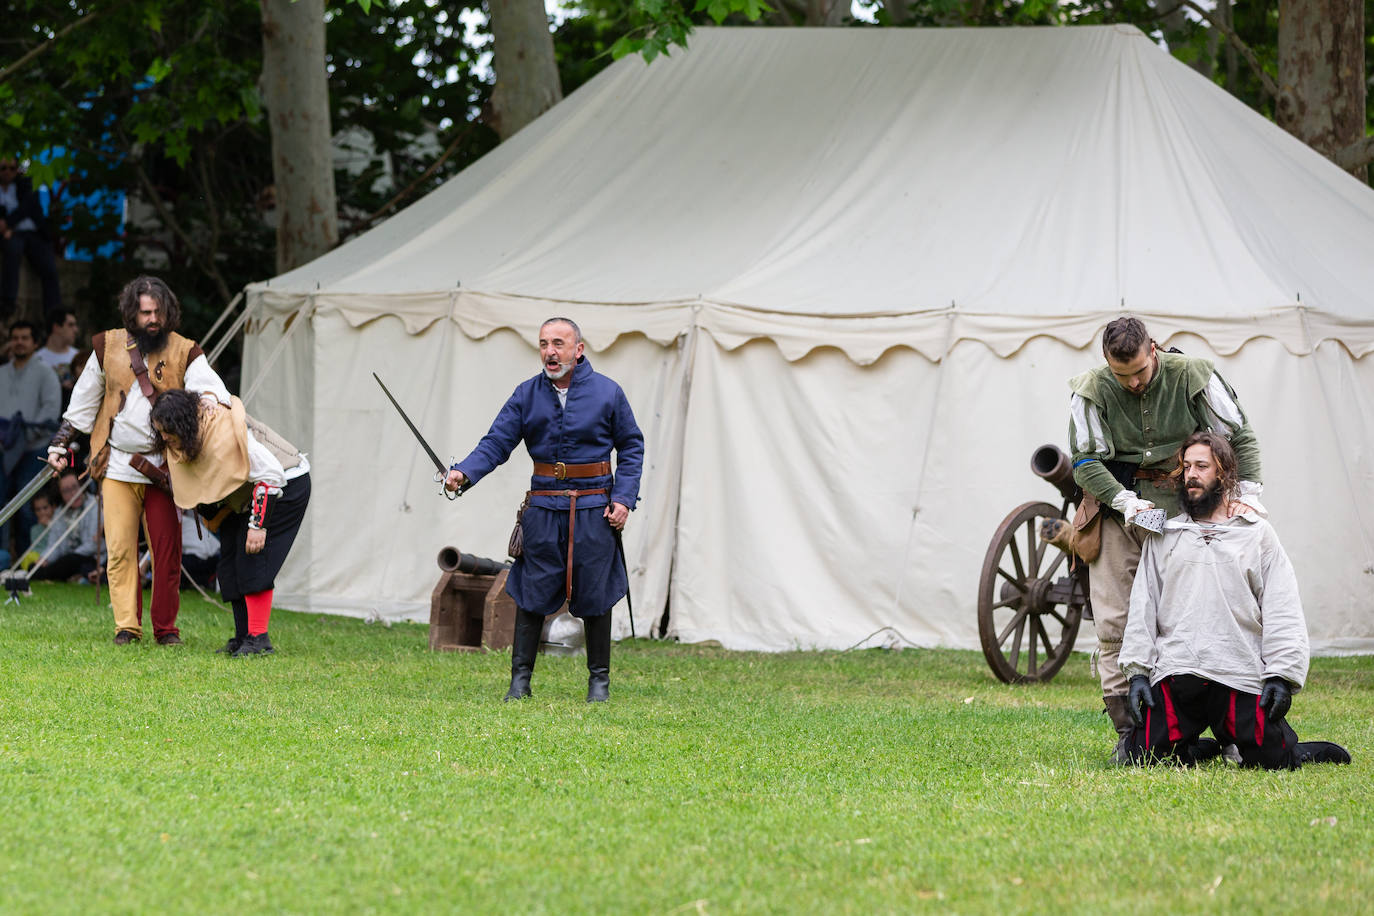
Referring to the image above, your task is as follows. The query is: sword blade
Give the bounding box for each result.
[373,373,448,476]
[0,463,55,530]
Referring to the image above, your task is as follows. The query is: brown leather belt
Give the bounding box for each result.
[1134,465,1177,482]
[532,460,610,480]
[527,487,609,600]
[129,453,171,492]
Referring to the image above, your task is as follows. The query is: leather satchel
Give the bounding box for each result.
[507,494,531,559]
[1069,492,1103,562]
[1040,492,1103,564]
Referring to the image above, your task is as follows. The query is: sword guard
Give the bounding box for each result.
[434,458,462,501]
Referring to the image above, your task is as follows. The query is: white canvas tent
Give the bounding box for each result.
[242,25,1374,653]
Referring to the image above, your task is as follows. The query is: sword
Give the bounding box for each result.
[0,450,75,530]
[373,373,466,500]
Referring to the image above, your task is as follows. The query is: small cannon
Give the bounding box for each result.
[975,445,1092,684]
[429,547,517,652]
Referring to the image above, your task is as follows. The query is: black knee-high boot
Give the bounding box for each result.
[584,612,612,703]
[504,609,543,701]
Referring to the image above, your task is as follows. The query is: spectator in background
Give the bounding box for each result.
[36,309,79,409]
[23,488,56,564]
[180,510,220,590]
[0,320,61,553]
[0,158,62,318]
[29,470,102,582]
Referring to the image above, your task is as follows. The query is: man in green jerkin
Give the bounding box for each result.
[1067,317,1263,763]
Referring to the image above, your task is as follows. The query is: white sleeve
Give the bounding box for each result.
[246,429,287,488]
[63,357,106,433]
[1201,374,1245,435]
[184,354,231,406]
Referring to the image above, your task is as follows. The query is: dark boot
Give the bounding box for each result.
[1297,741,1352,765]
[1103,695,1134,764]
[584,612,612,703]
[233,633,275,656]
[504,609,543,701]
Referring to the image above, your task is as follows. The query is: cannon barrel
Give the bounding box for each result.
[437,547,510,576]
[1030,444,1081,503]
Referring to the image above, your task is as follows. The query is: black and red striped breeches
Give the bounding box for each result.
[1129,673,1301,770]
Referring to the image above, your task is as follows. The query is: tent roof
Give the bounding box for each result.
[249,25,1374,360]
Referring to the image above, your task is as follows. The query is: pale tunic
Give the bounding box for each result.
[1120,510,1309,694]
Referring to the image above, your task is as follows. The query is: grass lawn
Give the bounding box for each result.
[1,585,1371,914]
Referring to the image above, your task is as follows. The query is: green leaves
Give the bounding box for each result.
[146,56,174,83]
[608,0,769,61]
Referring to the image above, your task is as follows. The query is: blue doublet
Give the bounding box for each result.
[454,357,644,617]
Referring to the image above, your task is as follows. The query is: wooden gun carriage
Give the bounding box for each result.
[976,445,1093,683]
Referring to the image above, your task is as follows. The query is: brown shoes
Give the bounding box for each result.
[113,630,140,645]
[155,633,184,646]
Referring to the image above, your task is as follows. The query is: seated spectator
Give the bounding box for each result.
[29,470,102,582]
[20,488,57,568]
[35,309,79,409]
[180,510,220,590]
[0,158,62,318]
[0,319,61,554]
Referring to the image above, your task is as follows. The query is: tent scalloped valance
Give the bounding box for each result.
[243,288,1374,363]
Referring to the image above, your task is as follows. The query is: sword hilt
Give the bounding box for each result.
[435,457,463,501]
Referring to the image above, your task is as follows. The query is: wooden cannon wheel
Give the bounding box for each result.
[976,500,1089,684]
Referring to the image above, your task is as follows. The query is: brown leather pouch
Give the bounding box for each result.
[87,444,111,481]
[1070,492,1103,563]
[507,494,531,559]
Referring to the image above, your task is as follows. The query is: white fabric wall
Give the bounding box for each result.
[669,331,1374,653]
[235,23,1374,654]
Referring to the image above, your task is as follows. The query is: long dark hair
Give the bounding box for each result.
[1172,430,1239,501]
[150,389,204,460]
[118,275,181,336]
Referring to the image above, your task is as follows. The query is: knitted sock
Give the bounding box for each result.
[231,599,249,641]
[245,589,273,636]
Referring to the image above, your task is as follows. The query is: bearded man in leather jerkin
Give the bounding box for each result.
[47,276,231,646]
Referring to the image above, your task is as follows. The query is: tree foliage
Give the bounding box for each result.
[1,0,1368,346]
[0,0,501,334]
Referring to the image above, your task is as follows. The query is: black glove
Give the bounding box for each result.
[1259,677,1292,722]
[1127,674,1154,728]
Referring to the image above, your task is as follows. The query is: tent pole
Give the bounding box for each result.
[201,291,244,351]
[207,294,264,366]
[888,306,958,626]
[240,299,314,406]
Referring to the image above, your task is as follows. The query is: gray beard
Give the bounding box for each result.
[544,361,573,381]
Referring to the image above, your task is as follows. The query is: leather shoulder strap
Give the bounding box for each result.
[127,339,154,398]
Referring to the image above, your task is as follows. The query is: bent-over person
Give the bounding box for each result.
[444,317,644,702]
[151,389,311,656]
[1119,432,1349,769]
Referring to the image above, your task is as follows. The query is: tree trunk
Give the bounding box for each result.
[1277,0,1367,180]
[260,0,339,273]
[805,0,848,25]
[488,0,562,141]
